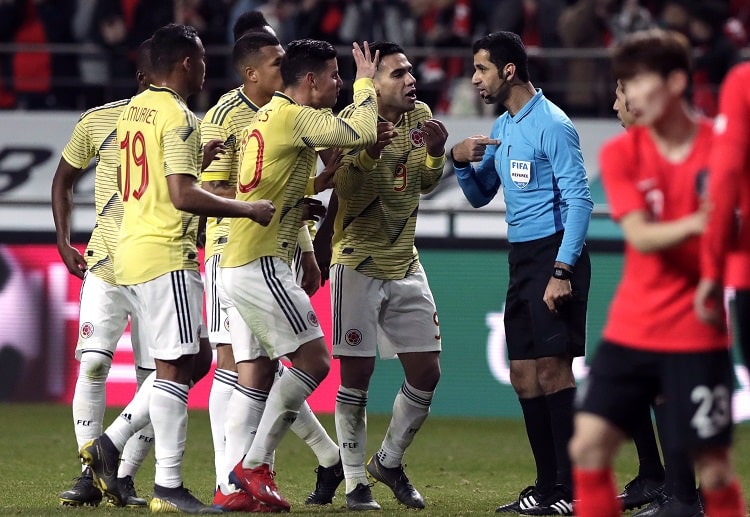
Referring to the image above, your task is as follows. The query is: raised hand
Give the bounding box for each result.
[352,41,379,82]
[421,119,449,157]
[451,135,501,163]
[366,121,397,159]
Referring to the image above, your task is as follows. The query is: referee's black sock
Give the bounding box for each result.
[519,395,557,494]
[545,387,576,489]
[631,403,664,481]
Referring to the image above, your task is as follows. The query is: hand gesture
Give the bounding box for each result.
[366,122,397,159]
[298,251,321,297]
[451,135,501,163]
[352,41,379,82]
[314,148,343,193]
[58,244,87,279]
[421,119,449,157]
[201,139,226,171]
[249,200,275,226]
[694,278,725,328]
[300,197,326,222]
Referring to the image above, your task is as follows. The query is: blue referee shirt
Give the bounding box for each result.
[455,89,593,265]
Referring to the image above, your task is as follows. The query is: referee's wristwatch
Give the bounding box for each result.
[552,266,573,281]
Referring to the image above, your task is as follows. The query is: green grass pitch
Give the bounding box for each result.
[0,403,748,515]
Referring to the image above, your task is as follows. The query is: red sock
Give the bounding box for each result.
[702,479,747,517]
[573,467,619,517]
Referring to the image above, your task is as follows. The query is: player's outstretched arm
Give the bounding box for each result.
[51,157,87,278]
[166,174,275,225]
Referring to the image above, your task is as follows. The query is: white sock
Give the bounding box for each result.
[291,401,340,468]
[106,371,155,451]
[209,368,238,487]
[118,368,155,479]
[72,352,111,452]
[377,381,433,468]
[335,386,369,493]
[243,367,317,468]
[150,379,189,488]
[223,384,267,480]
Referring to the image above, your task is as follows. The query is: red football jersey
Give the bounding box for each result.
[702,62,750,288]
[600,120,728,352]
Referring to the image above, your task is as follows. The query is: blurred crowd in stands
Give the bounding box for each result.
[0,0,748,117]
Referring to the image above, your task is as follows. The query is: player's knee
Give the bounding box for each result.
[79,351,112,380]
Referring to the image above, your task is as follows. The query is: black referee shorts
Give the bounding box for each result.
[504,231,590,360]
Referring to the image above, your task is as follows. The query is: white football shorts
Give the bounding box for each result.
[221,256,324,360]
[124,270,204,361]
[76,271,154,369]
[330,263,442,359]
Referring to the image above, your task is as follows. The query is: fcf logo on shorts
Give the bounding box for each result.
[510,160,531,189]
[224,317,230,331]
[307,311,319,327]
[80,322,94,339]
[345,329,362,346]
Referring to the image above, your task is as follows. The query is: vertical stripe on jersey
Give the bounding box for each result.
[259,257,305,334]
[332,265,344,346]
[209,258,220,333]
[170,270,193,344]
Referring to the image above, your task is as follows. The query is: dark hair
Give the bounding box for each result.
[368,41,405,66]
[612,28,691,81]
[233,10,272,42]
[135,37,152,74]
[280,39,337,87]
[472,31,530,82]
[150,24,201,76]
[232,31,281,74]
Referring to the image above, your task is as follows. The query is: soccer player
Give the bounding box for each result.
[451,31,592,515]
[201,31,343,511]
[608,80,666,514]
[569,28,746,517]
[219,38,378,512]
[51,39,156,509]
[79,23,274,514]
[326,41,446,511]
[696,63,750,371]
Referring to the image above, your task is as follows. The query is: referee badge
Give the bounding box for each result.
[510,160,531,189]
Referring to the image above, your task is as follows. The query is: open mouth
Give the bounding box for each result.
[406,89,417,100]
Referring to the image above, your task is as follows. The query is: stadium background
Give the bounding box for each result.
[1,112,749,422]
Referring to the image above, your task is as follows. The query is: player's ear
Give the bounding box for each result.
[306,71,317,89]
[504,63,515,81]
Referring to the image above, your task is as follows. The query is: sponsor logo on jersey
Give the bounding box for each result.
[510,160,531,189]
[409,127,425,148]
[345,329,362,346]
[307,311,319,327]
[80,322,94,339]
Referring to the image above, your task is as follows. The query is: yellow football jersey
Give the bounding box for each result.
[201,88,260,260]
[332,100,445,279]
[220,78,378,269]
[61,98,130,285]
[115,86,203,285]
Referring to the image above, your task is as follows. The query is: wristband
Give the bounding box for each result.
[450,147,470,168]
[297,225,314,253]
[552,267,573,280]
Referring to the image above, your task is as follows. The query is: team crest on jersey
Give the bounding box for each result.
[409,127,425,148]
[307,311,319,327]
[80,322,94,339]
[510,160,532,189]
[345,329,363,346]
